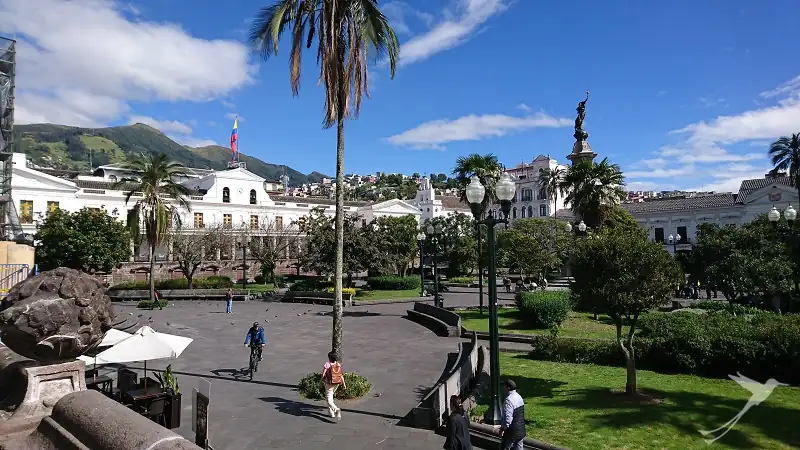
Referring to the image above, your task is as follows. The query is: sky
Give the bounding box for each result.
[2,0,800,193]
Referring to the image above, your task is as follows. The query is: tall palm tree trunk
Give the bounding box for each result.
[332,115,345,358]
[149,241,156,301]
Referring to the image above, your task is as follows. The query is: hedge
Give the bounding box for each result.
[325,287,357,296]
[691,300,768,315]
[528,311,800,385]
[297,372,371,400]
[366,276,421,290]
[515,290,571,329]
[289,278,332,292]
[111,276,233,290]
[137,299,168,309]
[446,277,476,285]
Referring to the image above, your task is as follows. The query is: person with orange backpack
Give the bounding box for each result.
[320,351,346,420]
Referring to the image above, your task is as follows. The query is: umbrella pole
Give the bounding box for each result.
[93,356,97,382]
[144,361,147,389]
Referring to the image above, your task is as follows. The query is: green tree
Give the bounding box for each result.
[35,208,132,273]
[768,133,800,200]
[116,153,193,301]
[425,212,480,276]
[299,208,369,284]
[570,227,682,395]
[560,158,626,229]
[245,219,301,283]
[369,215,418,276]
[170,225,231,289]
[600,205,641,233]
[497,218,570,281]
[250,0,399,358]
[539,166,566,220]
[452,153,504,214]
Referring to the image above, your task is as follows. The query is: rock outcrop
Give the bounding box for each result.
[0,268,113,362]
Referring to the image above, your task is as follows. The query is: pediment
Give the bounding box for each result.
[13,168,78,192]
[215,168,265,182]
[743,183,797,205]
[369,199,422,215]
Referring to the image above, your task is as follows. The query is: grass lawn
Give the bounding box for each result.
[355,289,420,301]
[457,308,617,339]
[244,283,275,293]
[472,356,800,450]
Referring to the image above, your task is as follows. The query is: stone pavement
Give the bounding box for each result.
[107,300,459,450]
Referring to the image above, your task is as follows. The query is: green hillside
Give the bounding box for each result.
[12,123,326,186]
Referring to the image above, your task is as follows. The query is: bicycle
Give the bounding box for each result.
[248,344,263,380]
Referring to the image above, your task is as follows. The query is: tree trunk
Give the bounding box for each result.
[332,116,345,359]
[149,242,156,301]
[615,316,638,395]
[187,272,193,290]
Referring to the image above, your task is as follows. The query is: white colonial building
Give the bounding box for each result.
[409,176,470,222]
[621,174,798,253]
[8,152,425,281]
[486,155,569,221]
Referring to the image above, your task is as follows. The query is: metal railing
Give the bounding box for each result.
[0,263,29,297]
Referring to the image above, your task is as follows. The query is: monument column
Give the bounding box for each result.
[567,90,597,165]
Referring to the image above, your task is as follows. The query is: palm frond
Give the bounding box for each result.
[249,0,301,60]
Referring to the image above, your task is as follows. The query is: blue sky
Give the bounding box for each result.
[3,0,800,193]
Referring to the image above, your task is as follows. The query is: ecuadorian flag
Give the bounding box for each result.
[230,118,239,157]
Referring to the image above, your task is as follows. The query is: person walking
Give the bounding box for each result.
[225,288,233,314]
[320,351,346,420]
[153,290,163,310]
[444,395,472,450]
[499,379,525,450]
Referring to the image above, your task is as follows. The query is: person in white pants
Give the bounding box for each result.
[321,351,346,420]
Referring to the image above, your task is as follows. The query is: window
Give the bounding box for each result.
[250,215,259,229]
[222,187,230,203]
[528,205,533,217]
[654,227,665,243]
[223,214,232,229]
[275,216,283,229]
[46,201,59,215]
[250,189,257,205]
[539,204,547,217]
[19,200,33,223]
[512,207,517,219]
[521,189,533,202]
[361,219,367,227]
[538,187,547,200]
[677,226,688,243]
[194,212,204,228]
[521,207,526,218]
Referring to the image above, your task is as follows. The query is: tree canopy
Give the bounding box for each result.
[35,208,132,273]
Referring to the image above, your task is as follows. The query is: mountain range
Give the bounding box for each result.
[12,123,328,186]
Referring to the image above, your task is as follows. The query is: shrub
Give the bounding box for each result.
[137,299,168,309]
[515,291,571,329]
[111,276,233,290]
[527,312,800,385]
[366,276,421,290]
[297,372,371,400]
[446,277,476,285]
[692,300,769,315]
[289,278,331,292]
[325,287,357,296]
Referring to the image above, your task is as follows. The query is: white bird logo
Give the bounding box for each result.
[699,372,787,444]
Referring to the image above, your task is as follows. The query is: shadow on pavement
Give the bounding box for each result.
[122,365,299,389]
[259,396,404,422]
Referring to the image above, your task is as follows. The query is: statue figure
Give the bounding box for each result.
[575,90,590,132]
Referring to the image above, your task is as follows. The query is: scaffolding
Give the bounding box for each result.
[0,36,24,243]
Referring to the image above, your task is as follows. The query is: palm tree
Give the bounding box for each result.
[452,153,504,214]
[539,166,566,220]
[768,133,800,201]
[250,0,399,358]
[115,153,193,301]
[560,158,625,229]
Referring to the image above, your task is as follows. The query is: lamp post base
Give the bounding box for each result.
[482,399,503,426]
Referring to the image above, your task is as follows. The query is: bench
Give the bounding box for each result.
[108,289,249,302]
[281,291,353,307]
[406,302,461,337]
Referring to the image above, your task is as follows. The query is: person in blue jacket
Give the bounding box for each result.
[243,321,266,361]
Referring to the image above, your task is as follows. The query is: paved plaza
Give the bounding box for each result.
[106,299,462,450]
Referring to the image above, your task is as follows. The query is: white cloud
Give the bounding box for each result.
[687,167,770,193]
[2,0,255,127]
[657,90,667,97]
[760,75,800,99]
[128,115,192,134]
[516,103,532,112]
[398,0,508,66]
[384,2,437,36]
[627,181,675,191]
[387,112,571,149]
[221,100,236,109]
[625,166,695,180]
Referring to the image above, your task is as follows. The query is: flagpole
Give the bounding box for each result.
[236,115,240,165]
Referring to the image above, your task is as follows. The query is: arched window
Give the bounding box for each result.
[528,205,533,217]
[250,189,257,205]
[222,187,230,203]
[512,207,517,219]
[521,207,526,218]
[540,204,548,217]
[538,187,547,200]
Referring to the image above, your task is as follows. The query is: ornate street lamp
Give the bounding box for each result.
[425,223,443,307]
[466,171,515,426]
[417,231,426,297]
[577,221,587,233]
[668,233,681,253]
[467,176,487,315]
[769,204,796,226]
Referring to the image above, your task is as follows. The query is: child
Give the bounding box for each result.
[320,351,346,420]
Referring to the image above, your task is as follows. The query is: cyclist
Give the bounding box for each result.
[243,321,266,361]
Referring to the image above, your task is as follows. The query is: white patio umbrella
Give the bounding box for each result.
[78,328,134,379]
[89,326,193,388]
